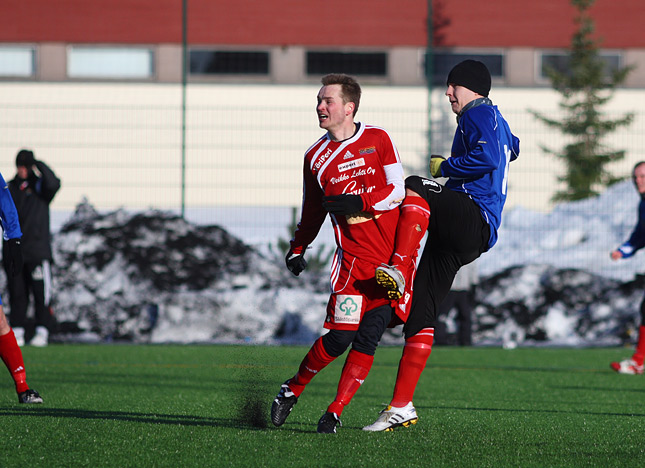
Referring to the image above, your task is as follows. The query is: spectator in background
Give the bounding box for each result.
[0,170,43,403]
[610,161,645,375]
[3,149,60,347]
[435,260,478,346]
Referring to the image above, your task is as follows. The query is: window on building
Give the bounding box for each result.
[539,52,622,81]
[426,52,504,85]
[67,47,154,79]
[190,50,269,75]
[0,46,35,78]
[306,51,387,76]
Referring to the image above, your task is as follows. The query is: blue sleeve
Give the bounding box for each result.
[441,107,500,178]
[511,134,520,161]
[0,174,22,240]
[619,199,645,258]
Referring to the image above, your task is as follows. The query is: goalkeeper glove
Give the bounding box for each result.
[285,249,307,276]
[322,194,364,216]
[5,238,23,277]
[430,155,446,178]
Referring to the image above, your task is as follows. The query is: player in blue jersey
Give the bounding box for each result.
[610,161,645,375]
[0,172,43,403]
[365,60,519,431]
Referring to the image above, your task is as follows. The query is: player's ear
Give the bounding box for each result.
[346,102,355,116]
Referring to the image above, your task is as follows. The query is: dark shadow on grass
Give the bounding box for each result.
[428,364,613,373]
[0,406,331,434]
[0,406,274,430]
[552,385,645,394]
[417,404,645,418]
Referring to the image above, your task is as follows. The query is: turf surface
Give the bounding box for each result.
[1,344,644,467]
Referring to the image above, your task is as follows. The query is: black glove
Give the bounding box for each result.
[5,238,23,277]
[285,250,307,276]
[322,194,364,216]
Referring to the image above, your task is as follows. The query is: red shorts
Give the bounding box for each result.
[324,251,391,331]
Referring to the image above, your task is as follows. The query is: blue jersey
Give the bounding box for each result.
[0,173,22,240]
[617,197,645,258]
[441,103,519,249]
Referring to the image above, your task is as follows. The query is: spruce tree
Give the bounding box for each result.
[530,0,634,202]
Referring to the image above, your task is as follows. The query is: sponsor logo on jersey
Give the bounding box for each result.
[343,150,355,160]
[341,180,376,195]
[337,158,365,173]
[359,146,376,155]
[330,164,376,185]
[313,148,333,172]
[334,295,362,324]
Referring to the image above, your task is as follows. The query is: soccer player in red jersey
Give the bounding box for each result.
[270,73,408,433]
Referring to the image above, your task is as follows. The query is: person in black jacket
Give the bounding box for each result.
[2,149,60,347]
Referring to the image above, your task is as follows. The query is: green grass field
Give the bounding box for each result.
[1,344,644,467]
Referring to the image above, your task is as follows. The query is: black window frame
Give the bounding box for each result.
[306,51,387,76]
[189,49,270,75]
[425,52,504,85]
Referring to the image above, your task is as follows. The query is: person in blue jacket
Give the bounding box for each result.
[0,172,43,403]
[365,60,519,431]
[610,161,645,375]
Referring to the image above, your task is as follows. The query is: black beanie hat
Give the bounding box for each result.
[446,60,491,97]
[16,149,35,167]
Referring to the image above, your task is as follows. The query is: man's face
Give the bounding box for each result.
[445,84,479,115]
[17,166,29,179]
[316,84,353,131]
[634,164,645,194]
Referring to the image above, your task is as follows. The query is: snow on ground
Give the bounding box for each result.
[23,180,645,347]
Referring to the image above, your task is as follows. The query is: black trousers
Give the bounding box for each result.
[321,305,394,357]
[3,259,52,331]
[403,176,489,339]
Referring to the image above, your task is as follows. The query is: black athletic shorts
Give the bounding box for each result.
[403,175,490,338]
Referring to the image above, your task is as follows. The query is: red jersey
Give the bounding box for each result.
[291,122,405,266]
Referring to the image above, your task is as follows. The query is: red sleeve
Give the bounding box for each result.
[358,129,405,215]
[290,159,327,252]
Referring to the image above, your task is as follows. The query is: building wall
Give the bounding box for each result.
[2,0,644,48]
[0,82,643,214]
[2,1,644,87]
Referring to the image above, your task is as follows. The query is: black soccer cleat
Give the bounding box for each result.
[317,412,342,434]
[18,388,43,404]
[271,380,298,426]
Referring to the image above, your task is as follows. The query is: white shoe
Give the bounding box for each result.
[29,326,49,347]
[610,358,644,375]
[362,402,418,432]
[13,327,25,347]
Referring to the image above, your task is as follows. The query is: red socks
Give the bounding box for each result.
[632,326,645,366]
[391,197,430,272]
[0,330,29,394]
[289,337,336,397]
[327,349,374,416]
[390,328,434,407]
